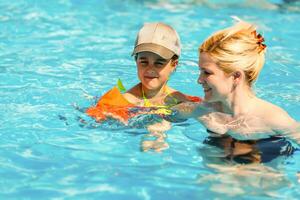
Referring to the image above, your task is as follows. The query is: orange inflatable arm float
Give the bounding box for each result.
[86,86,202,124]
[86,87,135,123]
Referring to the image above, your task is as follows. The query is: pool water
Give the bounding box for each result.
[1,0,300,199]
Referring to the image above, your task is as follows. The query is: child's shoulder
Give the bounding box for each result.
[123,84,142,105]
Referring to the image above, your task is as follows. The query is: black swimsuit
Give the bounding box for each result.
[204,130,297,163]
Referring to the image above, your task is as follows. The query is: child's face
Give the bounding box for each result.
[136,51,176,90]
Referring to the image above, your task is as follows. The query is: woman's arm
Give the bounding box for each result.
[265,106,300,145]
[167,102,214,121]
[276,123,300,146]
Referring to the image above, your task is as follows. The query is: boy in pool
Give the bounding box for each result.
[170,19,299,162]
[86,22,201,151]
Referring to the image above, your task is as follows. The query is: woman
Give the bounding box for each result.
[173,20,299,162]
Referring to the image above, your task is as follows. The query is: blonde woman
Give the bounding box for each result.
[172,20,299,162]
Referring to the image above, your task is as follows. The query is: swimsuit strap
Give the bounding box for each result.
[141,88,154,107]
[165,87,179,106]
[141,86,175,108]
[141,88,173,115]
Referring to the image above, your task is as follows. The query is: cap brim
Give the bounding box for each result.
[132,43,175,60]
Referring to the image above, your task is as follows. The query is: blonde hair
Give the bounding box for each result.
[199,20,266,86]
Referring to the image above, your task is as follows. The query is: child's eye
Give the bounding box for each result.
[139,61,148,65]
[154,62,164,68]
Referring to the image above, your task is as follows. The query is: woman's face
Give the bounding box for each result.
[136,51,176,90]
[198,53,234,102]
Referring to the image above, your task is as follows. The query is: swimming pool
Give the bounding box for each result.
[1,0,300,199]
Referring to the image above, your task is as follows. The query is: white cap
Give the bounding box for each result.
[132,22,181,59]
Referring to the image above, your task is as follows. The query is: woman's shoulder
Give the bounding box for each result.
[256,99,295,128]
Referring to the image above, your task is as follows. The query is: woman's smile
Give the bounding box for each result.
[203,87,211,92]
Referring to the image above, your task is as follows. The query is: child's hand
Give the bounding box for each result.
[147,120,171,133]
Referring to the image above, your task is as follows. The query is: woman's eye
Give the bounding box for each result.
[200,70,211,75]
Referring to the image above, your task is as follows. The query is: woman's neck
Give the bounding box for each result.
[221,85,255,117]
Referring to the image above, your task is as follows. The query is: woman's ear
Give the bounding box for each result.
[231,70,244,90]
[233,70,243,83]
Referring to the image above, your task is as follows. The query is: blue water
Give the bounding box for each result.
[1,0,300,199]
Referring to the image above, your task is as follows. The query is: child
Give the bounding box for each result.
[86,22,201,124]
[86,22,201,151]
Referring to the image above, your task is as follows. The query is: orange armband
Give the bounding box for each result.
[86,87,135,124]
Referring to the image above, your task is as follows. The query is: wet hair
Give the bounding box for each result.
[199,20,267,86]
[171,54,179,60]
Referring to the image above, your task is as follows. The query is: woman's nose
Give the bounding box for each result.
[197,73,204,84]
